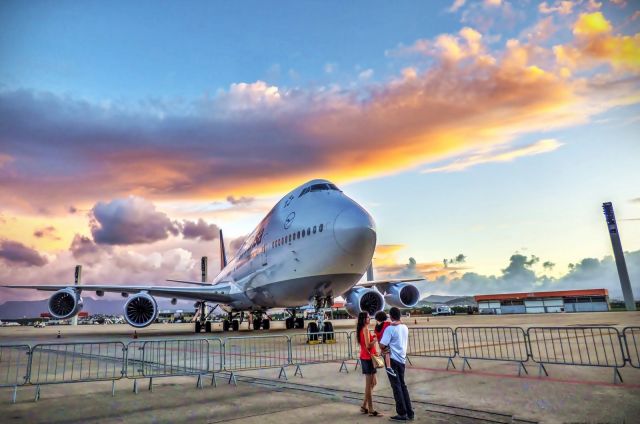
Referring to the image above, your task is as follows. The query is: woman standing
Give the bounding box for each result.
[357,311,383,417]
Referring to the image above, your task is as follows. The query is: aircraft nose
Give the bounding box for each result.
[333,205,377,254]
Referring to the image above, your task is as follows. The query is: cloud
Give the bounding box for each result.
[226,195,254,206]
[554,12,640,72]
[181,219,219,241]
[90,196,179,245]
[539,1,574,15]
[358,69,374,80]
[69,234,105,262]
[422,139,563,173]
[33,226,60,240]
[448,0,466,13]
[0,11,638,214]
[381,249,640,300]
[0,240,48,267]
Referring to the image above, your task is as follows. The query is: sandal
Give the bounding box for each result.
[360,406,369,414]
[368,410,383,417]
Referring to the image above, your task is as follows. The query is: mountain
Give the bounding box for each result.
[0,297,194,319]
[416,295,476,307]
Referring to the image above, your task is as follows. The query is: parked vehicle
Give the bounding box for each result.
[432,305,455,316]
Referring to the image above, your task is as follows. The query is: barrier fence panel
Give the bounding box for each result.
[207,338,224,373]
[125,341,147,379]
[0,344,30,387]
[408,327,457,359]
[455,327,529,363]
[623,327,640,368]
[527,327,625,368]
[223,335,289,371]
[141,339,209,377]
[289,331,351,366]
[29,342,125,385]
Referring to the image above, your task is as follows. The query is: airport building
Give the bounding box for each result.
[475,289,609,314]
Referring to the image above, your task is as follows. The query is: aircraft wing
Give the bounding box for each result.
[1,284,233,303]
[355,278,425,287]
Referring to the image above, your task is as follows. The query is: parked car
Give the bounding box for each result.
[432,306,455,316]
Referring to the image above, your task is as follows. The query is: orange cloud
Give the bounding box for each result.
[1,11,638,214]
[422,139,563,173]
[554,12,640,72]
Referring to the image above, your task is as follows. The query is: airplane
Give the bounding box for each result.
[2,179,423,334]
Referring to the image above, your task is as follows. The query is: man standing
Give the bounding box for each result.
[379,307,414,421]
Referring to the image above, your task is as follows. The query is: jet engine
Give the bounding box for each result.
[123,293,158,328]
[344,287,385,317]
[48,288,84,319]
[384,283,420,309]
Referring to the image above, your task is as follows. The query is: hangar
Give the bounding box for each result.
[475,289,609,314]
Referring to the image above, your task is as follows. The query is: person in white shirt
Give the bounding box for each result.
[379,307,414,421]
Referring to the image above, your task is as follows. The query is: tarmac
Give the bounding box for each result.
[1,311,639,423]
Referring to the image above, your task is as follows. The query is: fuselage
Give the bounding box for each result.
[209,179,377,311]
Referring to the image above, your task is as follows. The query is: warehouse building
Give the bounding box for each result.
[475,289,609,314]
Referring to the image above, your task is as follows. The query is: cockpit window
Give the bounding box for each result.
[299,183,340,197]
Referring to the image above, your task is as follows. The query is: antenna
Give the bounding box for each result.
[603,202,636,311]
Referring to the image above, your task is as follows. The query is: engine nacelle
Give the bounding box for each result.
[48,288,83,319]
[123,293,158,328]
[384,283,421,309]
[344,287,385,317]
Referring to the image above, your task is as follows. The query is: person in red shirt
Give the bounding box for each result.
[374,311,397,377]
[356,312,383,417]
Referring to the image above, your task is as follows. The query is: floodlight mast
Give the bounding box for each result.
[602,202,636,311]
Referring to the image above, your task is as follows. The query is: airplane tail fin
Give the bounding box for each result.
[219,229,228,270]
[201,257,208,282]
[366,263,374,281]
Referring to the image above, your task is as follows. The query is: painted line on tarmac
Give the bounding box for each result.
[340,360,640,389]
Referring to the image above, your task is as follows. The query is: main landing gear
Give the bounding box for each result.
[285,309,304,330]
[194,302,215,333]
[251,311,271,330]
[306,296,335,344]
[223,312,241,332]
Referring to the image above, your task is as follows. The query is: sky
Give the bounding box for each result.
[1,0,639,302]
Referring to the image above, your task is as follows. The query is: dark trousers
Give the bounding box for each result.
[387,358,413,418]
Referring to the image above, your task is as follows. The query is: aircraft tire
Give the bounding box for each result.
[262,319,270,330]
[223,320,230,332]
[205,321,212,333]
[232,319,240,331]
[253,319,262,330]
[295,317,304,329]
[322,322,334,342]
[307,322,319,343]
[195,321,201,333]
[285,317,294,329]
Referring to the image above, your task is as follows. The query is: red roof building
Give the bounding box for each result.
[475,288,609,314]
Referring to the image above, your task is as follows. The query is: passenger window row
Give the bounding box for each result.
[271,224,324,248]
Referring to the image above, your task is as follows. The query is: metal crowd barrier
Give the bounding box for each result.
[455,327,529,374]
[0,344,30,403]
[527,327,626,382]
[124,341,147,380]
[408,327,457,368]
[223,335,290,382]
[289,331,352,375]
[141,339,210,391]
[29,341,126,400]
[623,327,640,368]
[4,324,640,403]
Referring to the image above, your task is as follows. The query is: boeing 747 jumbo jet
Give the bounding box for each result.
[3,179,423,334]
